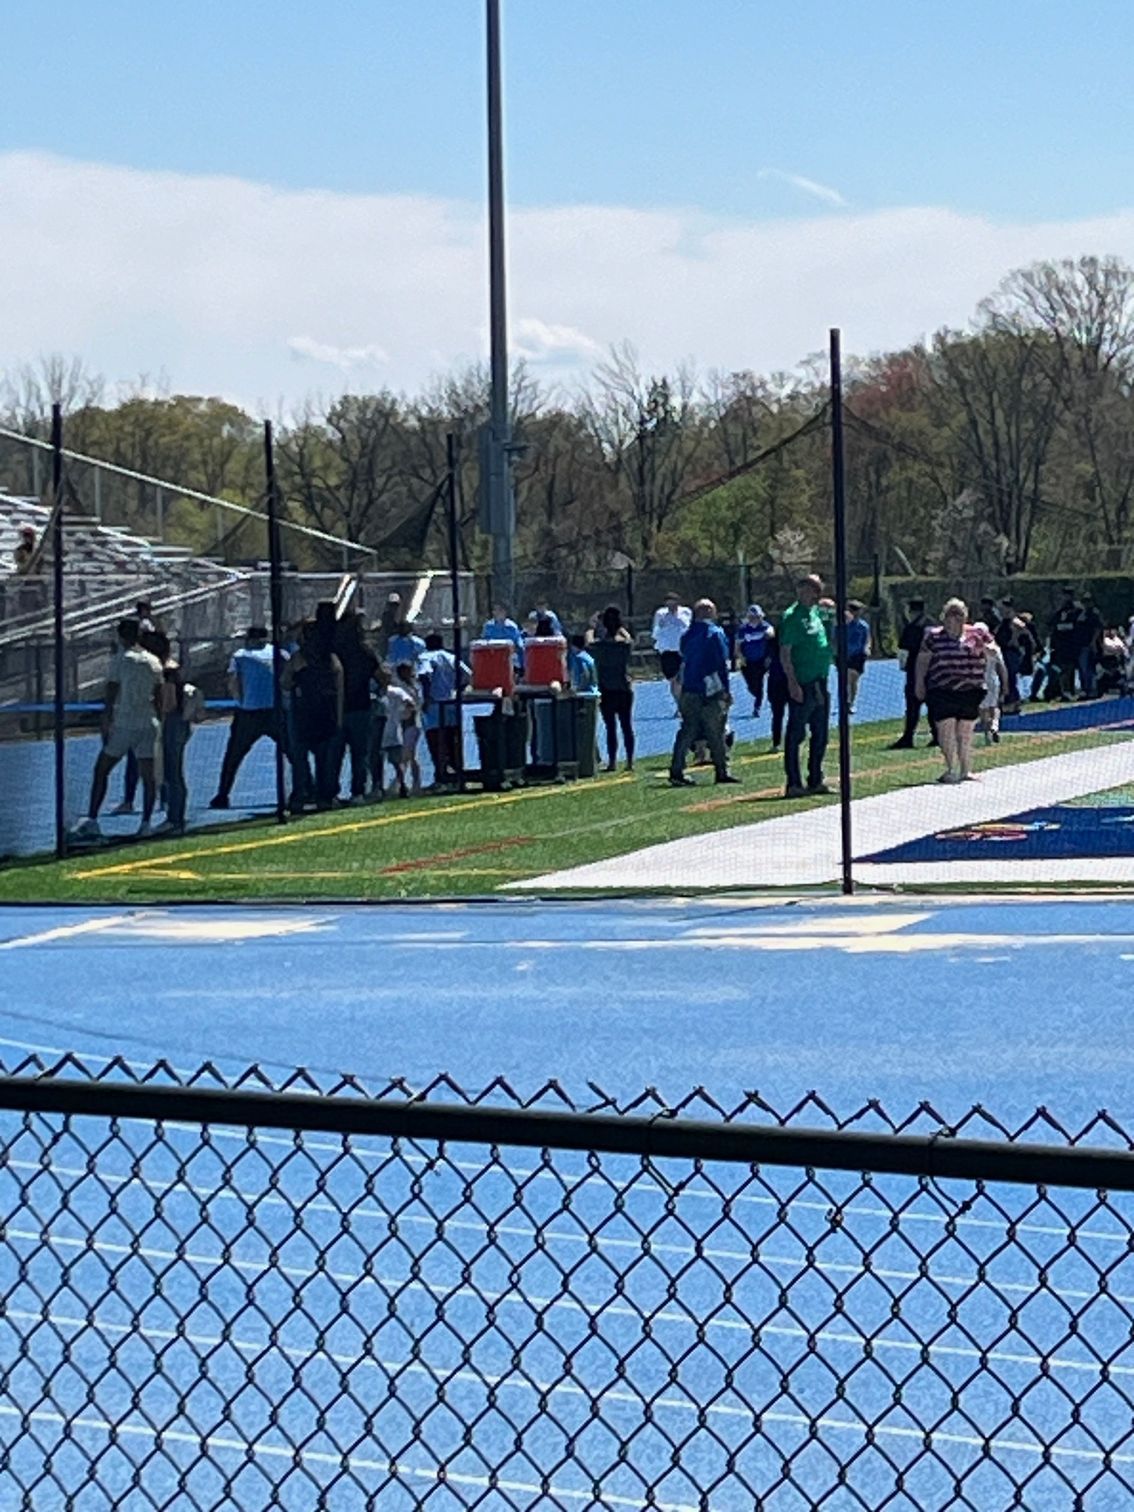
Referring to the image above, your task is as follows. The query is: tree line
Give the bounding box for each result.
[2,256,1133,586]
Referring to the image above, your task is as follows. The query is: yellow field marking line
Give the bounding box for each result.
[114,867,535,883]
[72,776,633,879]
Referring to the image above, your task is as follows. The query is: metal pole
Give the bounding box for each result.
[486,0,514,610]
[626,562,634,626]
[264,421,287,826]
[447,433,466,791]
[155,485,164,542]
[51,403,66,858]
[829,329,853,896]
[93,466,102,523]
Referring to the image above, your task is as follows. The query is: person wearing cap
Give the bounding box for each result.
[843,600,871,715]
[779,574,833,798]
[735,605,775,717]
[890,597,936,749]
[208,626,289,809]
[652,592,692,712]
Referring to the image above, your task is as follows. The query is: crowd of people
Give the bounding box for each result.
[65,579,1134,841]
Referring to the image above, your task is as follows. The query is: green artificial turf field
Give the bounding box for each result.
[0,719,1125,903]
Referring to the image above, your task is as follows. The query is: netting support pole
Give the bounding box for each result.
[264,420,288,826]
[447,433,466,792]
[829,329,854,895]
[51,403,66,860]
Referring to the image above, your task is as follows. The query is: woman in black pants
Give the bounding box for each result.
[588,605,635,772]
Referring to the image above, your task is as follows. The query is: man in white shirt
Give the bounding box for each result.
[73,618,164,840]
[652,592,692,710]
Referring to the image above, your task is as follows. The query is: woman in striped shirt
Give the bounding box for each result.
[914,598,995,783]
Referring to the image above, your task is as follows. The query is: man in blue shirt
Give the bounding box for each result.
[668,599,741,787]
[387,619,426,670]
[210,626,288,809]
[420,632,470,788]
[527,598,563,637]
[482,603,526,664]
[736,604,775,716]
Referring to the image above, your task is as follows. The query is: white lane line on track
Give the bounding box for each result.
[2,1309,1128,1477]
[7,1218,1126,1312]
[0,914,140,951]
[8,1304,1131,1444]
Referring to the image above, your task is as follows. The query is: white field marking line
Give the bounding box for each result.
[12,1141,1133,1257]
[500,933,1134,954]
[13,1300,1134,1396]
[8,1221,1127,1314]
[0,1338,1128,1475]
[0,914,139,951]
[0,1404,702,1512]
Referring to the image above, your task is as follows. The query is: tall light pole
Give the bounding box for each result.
[481,0,515,609]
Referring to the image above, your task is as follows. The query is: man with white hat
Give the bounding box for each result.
[735,604,774,717]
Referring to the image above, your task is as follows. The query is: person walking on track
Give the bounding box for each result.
[736,604,775,717]
[890,597,935,749]
[915,597,995,784]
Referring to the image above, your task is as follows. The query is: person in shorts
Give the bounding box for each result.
[652,592,692,713]
[72,618,164,840]
[915,597,995,783]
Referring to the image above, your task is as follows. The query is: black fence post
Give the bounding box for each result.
[264,420,287,826]
[447,433,466,791]
[51,404,66,859]
[626,562,635,627]
[830,330,853,896]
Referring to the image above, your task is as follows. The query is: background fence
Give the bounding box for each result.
[2,1053,1134,1508]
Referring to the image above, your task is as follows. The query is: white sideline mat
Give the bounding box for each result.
[515,742,1134,891]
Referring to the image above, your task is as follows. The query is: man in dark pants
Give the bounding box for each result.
[889,597,936,748]
[667,600,740,788]
[1049,586,1083,701]
[780,574,833,798]
[209,626,287,809]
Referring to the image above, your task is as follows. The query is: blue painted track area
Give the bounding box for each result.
[3,895,1134,1507]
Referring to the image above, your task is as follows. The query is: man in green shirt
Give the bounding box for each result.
[779,573,833,798]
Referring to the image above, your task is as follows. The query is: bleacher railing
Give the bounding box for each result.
[2,1060,1133,1508]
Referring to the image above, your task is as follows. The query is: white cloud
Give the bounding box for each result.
[287,336,389,370]
[758,168,849,208]
[4,151,1134,412]
[511,317,601,365]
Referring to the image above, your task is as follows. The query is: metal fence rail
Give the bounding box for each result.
[1,1069,1133,1508]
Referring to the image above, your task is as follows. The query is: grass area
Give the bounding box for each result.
[1067,783,1134,807]
[0,718,1127,904]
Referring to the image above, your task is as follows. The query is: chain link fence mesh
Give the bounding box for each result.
[1,1054,1133,1507]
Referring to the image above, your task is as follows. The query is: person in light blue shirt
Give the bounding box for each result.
[420,632,470,787]
[843,600,872,714]
[209,627,288,809]
[482,603,526,663]
[387,620,426,670]
[567,634,597,693]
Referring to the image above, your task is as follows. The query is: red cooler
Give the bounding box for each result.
[523,636,568,688]
[470,639,516,695]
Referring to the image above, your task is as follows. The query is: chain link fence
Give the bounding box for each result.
[1,1054,1134,1507]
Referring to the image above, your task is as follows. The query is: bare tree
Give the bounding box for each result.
[984,257,1134,565]
[582,344,706,566]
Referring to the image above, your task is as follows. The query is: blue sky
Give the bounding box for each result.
[7,0,1132,218]
[4,1,1134,404]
